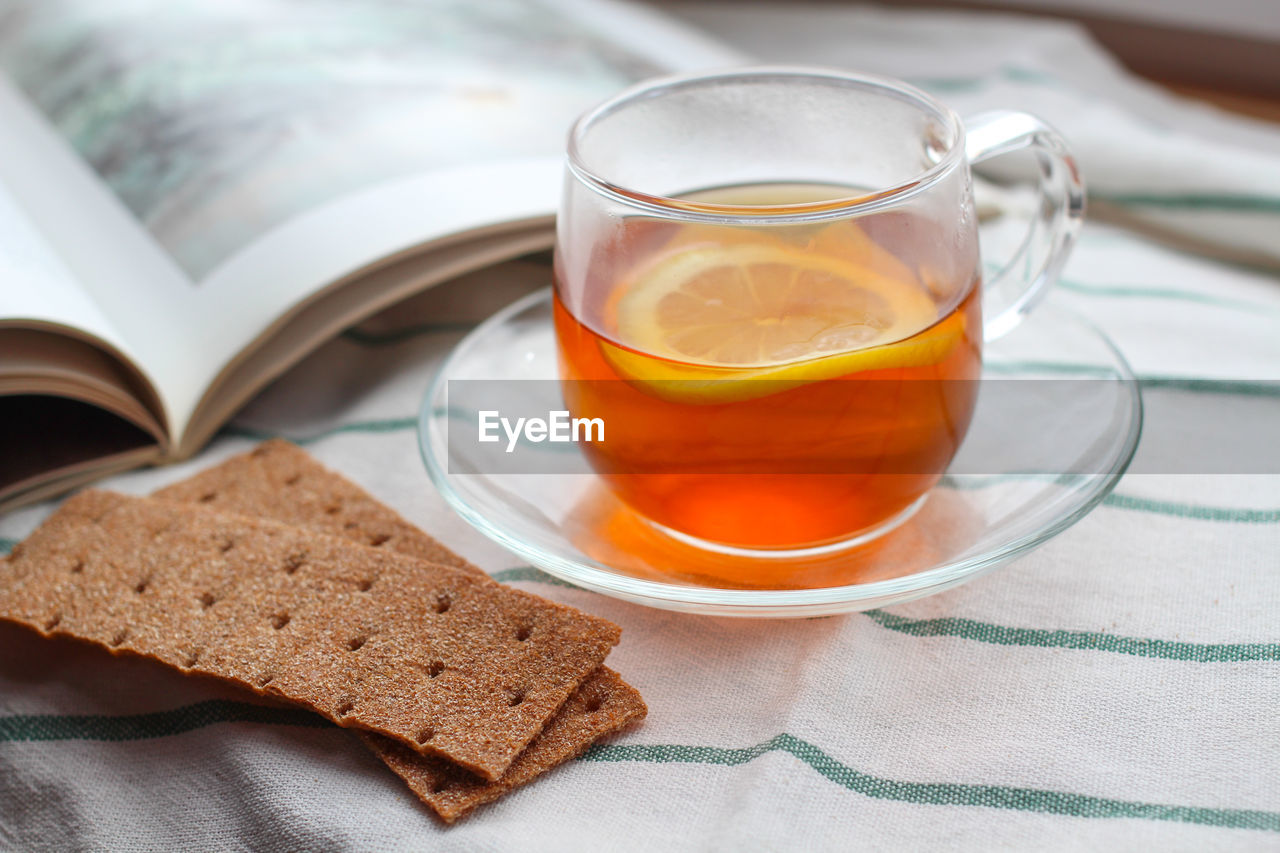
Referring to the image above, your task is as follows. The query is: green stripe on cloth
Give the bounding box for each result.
[218,369,1278,448]
[219,417,417,445]
[333,280,1278,350]
[862,610,1280,662]
[1056,278,1280,314]
[1103,494,1280,523]
[346,272,1280,348]
[580,734,1280,832]
[0,700,329,742]
[2,702,1274,831]
[492,567,1280,663]
[7,480,1248,562]
[941,473,1090,490]
[986,365,1280,399]
[941,477,1280,522]
[1137,377,1280,399]
[1095,192,1280,214]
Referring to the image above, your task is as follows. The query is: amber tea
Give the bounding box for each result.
[554,182,983,551]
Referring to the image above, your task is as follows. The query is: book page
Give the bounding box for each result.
[0,0,741,440]
[0,178,168,434]
[0,74,197,436]
[0,181,132,359]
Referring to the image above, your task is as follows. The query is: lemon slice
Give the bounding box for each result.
[600,242,963,404]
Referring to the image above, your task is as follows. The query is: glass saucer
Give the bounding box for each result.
[418,289,1141,618]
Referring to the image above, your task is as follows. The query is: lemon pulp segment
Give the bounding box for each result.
[599,241,962,404]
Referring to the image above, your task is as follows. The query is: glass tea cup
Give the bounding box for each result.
[552,67,1083,555]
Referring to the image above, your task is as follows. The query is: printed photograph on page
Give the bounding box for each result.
[0,0,661,280]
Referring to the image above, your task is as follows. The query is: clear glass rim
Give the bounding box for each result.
[566,65,967,225]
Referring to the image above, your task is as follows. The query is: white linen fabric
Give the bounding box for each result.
[2,5,1279,851]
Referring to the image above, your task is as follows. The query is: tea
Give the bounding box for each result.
[553,182,983,550]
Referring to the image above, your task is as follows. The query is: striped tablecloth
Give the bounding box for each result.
[2,6,1279,851]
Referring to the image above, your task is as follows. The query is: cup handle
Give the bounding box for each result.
[964,111,1085,341]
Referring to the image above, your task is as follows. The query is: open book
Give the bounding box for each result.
[0,0,740,511]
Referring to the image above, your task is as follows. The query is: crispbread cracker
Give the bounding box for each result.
[0,490,620,780]
[363,667,645,822]
[155,440,647,822]
[154,439,470,568]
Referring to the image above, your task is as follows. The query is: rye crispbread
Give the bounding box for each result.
[0,490,620,781]
[154,440,467,567]
[154,440,647,822]
[363,666,643,822]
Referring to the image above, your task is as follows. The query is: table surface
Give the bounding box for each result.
[2,4,1279,851]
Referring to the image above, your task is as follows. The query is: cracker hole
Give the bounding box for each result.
[284,552,307,574]
[508,690,526,707]
[427,660,445,679]
[432,592,451,614]
[515,625,532,642]
[284,474,301,486]
[369,533,391,547]
[219,537,235,553]
[356,578,374,593]
[198,592,216,609]
[270,613,291,630]
[584,695,606,713]
[134,578,150,595]
[70,560,84,574]
[258,674,274,688]
[183,650,200,668]
[347,636,367,652]
[337,701,355,716]
[416,728,435,744]
[343,521,359,531]
[43,614,61,632]
[198,491,217,503]
[325,504,341,515]
[109,628,129,647]
[430,779,450,795]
